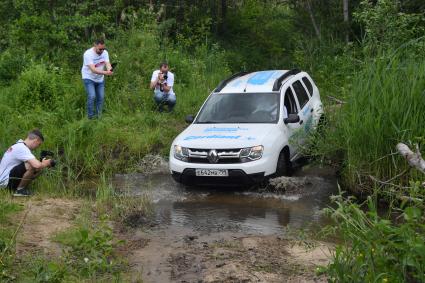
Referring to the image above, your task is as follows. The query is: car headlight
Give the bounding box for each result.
[174,145,189,162]
[239,145,263,162]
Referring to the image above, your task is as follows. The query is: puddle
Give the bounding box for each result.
[113,165,337,235]
[113,165,337,282]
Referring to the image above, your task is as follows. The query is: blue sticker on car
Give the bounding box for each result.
[204,127,249,132]
[247,71,277,85]
[184,135,242,140]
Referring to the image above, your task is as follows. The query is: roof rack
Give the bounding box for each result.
[214,71,249,92]
[272,69,301,91]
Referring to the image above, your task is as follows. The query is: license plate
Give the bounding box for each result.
[195,169,228,177]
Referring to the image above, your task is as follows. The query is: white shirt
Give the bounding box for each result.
[81,48,110,83]
[151,70,175,95]
[0,140,36,187]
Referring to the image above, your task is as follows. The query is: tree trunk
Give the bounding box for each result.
[343,0,349,43]
[220,0,227,34]
[306,0,321,41]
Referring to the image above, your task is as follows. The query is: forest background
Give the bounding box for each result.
[0,0,425,281]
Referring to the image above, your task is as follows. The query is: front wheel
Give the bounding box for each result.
[275,149,292,177]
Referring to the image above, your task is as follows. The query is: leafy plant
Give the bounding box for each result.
[324,194,425,282]
[55,215,124,279]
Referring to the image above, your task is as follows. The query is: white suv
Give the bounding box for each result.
[169,70,323,186]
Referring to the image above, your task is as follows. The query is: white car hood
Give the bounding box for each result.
[174,124,277,149]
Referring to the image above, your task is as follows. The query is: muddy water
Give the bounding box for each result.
[114,166,337,235]
[113,165,337,282]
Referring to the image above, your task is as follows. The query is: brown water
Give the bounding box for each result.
[113,165,337,235]
[113,165,338,282]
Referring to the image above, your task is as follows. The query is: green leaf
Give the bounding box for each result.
[403,207,422,221]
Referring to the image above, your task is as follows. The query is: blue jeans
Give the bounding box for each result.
[83,79,105,119]
[154,89,176,111]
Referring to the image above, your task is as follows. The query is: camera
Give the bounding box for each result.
[40,150,57,167]
[159,72,168,92]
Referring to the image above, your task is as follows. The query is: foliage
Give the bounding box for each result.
[0,0,424,280]
[0,192,23,282]
[0,27,230,183]
[222,0,295,70]
[355,0,425,53]
[309,41,425,191]
[60,218,122,278]
[0,49,28,85]
[324,194,425,282]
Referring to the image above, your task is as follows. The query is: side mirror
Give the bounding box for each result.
[284,114,300,124]
[185,115,194,124]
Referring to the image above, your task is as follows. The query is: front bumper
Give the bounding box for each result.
[172,169,265,187]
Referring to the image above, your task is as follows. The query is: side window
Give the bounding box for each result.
[292,80,310,109]
[302,77,313,96]
[284,88,298,115]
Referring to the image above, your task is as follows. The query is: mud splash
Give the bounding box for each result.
[114,163,338,282]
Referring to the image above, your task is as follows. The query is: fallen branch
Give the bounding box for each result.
[396,143,425,174]
[368,174,409,189]
[399,195,423,203]
[327,95,346,104]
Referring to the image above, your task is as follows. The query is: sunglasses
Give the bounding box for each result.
[98,48,106,51]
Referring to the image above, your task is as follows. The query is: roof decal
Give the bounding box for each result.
[247,71,278,85]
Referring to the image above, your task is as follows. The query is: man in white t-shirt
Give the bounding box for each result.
[150,62,176,112]
[81,39,113,119]
[0,129,54,197]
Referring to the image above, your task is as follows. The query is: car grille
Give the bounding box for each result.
[188,148,242,164]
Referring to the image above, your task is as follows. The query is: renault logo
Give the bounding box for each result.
[208,149,219,163]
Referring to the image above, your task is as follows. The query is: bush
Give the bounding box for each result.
[0,50,28,84]
[324,195,425,282]
[355,0,425,53]
[15,64,67,110]
[309,41,425,191]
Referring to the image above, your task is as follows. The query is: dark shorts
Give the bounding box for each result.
[7,162,27,190]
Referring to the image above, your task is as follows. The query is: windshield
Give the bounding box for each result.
[195,92,280,124]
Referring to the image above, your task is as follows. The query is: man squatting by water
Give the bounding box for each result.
[81,39,113,119]
[0,129,54,197]
[150,62,176,112]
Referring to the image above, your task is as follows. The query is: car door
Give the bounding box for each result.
[292,79,313,135]
[302,75,323,128]
[282,86,302,159]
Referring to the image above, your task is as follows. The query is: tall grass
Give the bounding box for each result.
[324,194,425,282]
[312,42,425,192]
[0,28,230,192]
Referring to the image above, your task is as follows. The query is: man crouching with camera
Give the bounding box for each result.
[150,62,176,112]
[0,129,55,197]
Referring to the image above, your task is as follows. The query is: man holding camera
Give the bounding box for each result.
[0,129,54,197]
[81,39,113,119]
[150,62,176,112]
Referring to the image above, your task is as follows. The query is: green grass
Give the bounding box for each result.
[0,191,24,282]
[310,42,425,193]
[0,28,229,198]
[0,187,133,282]
[323,193,425,282]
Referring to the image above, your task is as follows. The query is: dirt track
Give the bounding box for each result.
[13,198,332,282]
[117,220,333,283]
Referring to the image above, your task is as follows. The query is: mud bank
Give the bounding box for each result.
[119,226,332,283]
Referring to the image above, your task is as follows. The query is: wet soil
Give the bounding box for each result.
[114,164,337,282]
[9,162,337,282]
[13,198,81,258]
